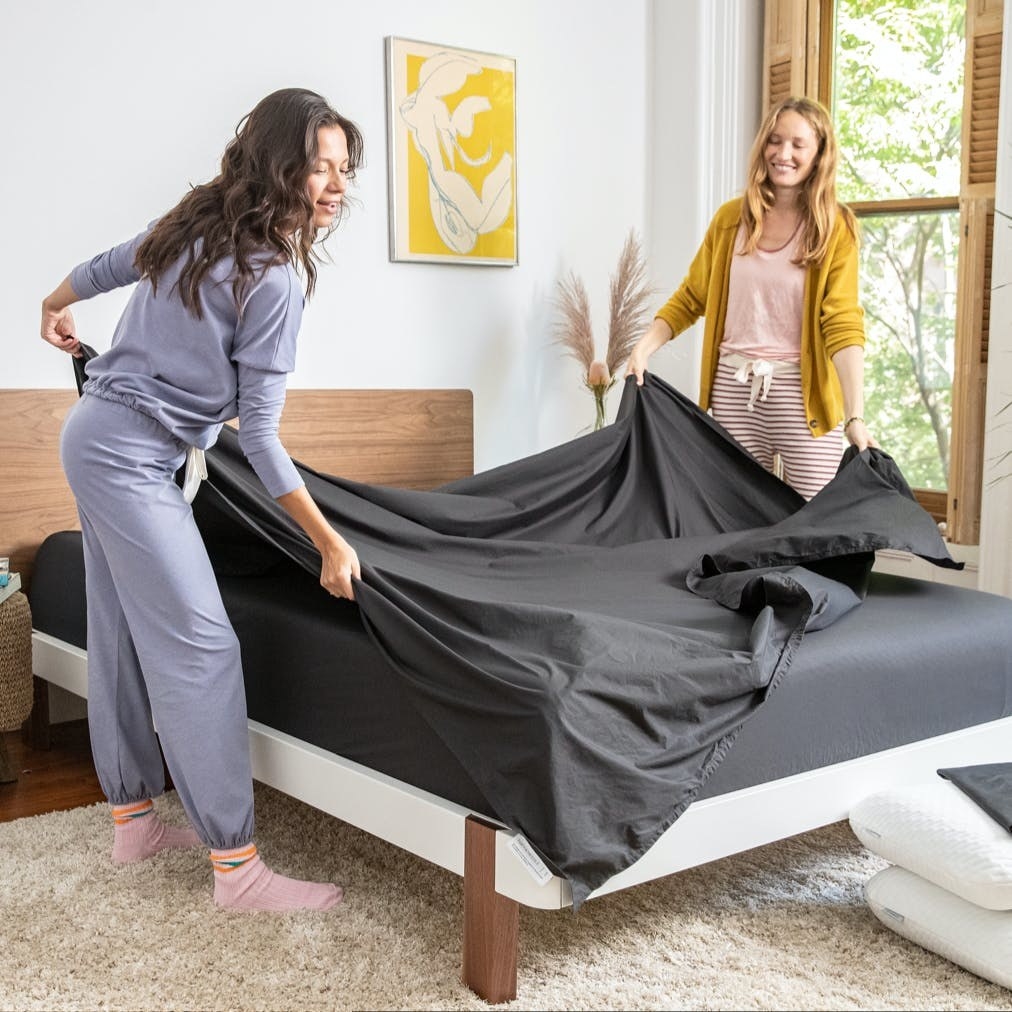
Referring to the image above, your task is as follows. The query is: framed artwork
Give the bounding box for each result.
[385,36,518,266]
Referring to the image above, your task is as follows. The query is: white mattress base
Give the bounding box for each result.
[32,629,1012,911]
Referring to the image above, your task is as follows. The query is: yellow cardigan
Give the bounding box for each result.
[655,197,865,438]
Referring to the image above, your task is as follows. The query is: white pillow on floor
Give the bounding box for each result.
[849,782,1012,910]
[865,865,1012,989]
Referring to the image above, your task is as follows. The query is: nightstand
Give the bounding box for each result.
[0,588,33,783]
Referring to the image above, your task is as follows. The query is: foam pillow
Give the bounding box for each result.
[849,781,1012,910]
[865,866,1012,989]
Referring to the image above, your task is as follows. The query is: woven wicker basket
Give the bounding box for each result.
[0,591,33,732]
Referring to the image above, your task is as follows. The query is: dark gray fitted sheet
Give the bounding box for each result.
[30,530,1012,818]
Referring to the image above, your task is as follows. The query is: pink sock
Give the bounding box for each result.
[211,845,343,911]
[111,801,201,864]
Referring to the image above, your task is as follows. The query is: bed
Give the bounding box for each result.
[4,385,1012,1004]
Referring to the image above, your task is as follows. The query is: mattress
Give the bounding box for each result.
[29,529,1012,814]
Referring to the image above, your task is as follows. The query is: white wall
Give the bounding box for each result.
[3,0,656,473]
[646,0,762,399]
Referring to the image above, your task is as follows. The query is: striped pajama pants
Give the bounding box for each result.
[709,356,845,500]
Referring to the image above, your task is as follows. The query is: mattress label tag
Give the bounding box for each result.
[508,833,553,885]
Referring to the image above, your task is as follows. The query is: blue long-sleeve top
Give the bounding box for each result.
[70,228,304,498]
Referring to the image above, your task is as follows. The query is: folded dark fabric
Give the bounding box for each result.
[938,764,1012,834]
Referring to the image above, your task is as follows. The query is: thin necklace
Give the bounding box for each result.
[757,216,803,254]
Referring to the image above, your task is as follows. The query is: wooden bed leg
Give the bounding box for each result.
[22,676,51,751]
[462,815,519,1004]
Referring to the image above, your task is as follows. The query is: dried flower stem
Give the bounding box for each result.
[606,231,654,378]
[553,271,595,372]
[554,231,654,431]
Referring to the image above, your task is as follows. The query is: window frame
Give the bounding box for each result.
[762,0,1003,540]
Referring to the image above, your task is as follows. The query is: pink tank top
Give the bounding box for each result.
[720,223,805,362]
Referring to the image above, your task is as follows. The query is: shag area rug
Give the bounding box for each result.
[1,785,1009,1011]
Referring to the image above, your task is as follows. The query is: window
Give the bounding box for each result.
[832,0,963,511]
[851,207,960,493]
[762,0,1003,540]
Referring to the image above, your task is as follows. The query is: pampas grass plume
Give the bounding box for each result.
[554,231,654,430]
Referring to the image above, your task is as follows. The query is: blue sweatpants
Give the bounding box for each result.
[60,393,254,849]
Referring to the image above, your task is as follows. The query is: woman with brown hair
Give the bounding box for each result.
[627,96,876,499]
[39,88,362,911]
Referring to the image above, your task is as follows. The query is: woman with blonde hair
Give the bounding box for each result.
[627,96,876,499]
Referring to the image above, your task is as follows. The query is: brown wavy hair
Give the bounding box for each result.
[740,96,856,268]
[135,88,364,318]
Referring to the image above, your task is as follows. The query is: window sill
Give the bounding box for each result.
[873,543,979,589]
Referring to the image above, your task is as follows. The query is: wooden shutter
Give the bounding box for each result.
[948,0,1004,544]
[763,0,812,109]
[965,2,1005,191]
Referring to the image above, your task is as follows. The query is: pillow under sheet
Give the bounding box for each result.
[849,782,1012,911]
[865,865,1012,989]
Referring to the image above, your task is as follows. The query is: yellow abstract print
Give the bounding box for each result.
[387,38,517,265]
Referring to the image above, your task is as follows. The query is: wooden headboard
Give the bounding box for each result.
[0,388,473,590]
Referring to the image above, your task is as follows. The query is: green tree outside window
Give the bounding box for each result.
[833,0,964,489]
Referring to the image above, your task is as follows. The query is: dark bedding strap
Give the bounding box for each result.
[72,343,99,396]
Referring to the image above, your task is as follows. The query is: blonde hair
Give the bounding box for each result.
[740,96,857,268]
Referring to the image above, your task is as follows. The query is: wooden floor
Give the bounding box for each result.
[0,720,104,823]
